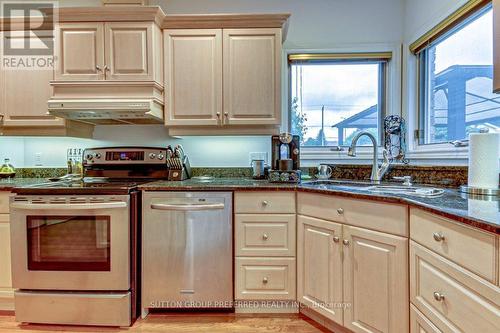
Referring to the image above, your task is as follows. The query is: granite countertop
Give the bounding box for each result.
[3,177,498,234]
[140,178,500,234]
[0,178,50,190]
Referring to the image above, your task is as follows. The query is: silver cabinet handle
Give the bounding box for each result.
[10,202,127,210]
[262,277,268,284]
[223,112,229,124]
[262,200,269,206]
[433,232,445,242]
[433,292,445,302]
[262,234,269,240]
[103,65,109,71]
[343,239,350,246]
[337,208,344,215]
[151,203,225,211]
[96,65,102,71]
[333,236,340,243]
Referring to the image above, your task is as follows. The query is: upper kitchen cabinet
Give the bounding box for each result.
[0,30,93,137]
[164,29,222,126]
[105,22,160,81]
[162,14,289,135]
[55,21,162,83]
[47,6,166,125]
[223,28,281,126]
[55,23,104,81]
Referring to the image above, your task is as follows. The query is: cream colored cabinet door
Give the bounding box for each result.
[55,23,105,81]
[223,28,281,125]
[105,22,154,81]
[297,215,343,325]
[343,225,409,333]
[0,31,64,128]
[164,29,222,126]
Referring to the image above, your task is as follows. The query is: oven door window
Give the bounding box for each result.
[27,216,111,271]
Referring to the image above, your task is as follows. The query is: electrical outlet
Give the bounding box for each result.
[34,152,43,166]
[249,152,268,164]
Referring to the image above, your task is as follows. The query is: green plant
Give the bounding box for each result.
[290,97,308,144]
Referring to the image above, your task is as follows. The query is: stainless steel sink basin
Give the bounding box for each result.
[303,180,446,197]
[365,185,445,197]
[303,179,374,186]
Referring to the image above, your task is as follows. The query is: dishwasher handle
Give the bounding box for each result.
[151,202,225,211]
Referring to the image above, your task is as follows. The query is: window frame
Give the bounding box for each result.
[283,45,402,163]
[407,1,493,160]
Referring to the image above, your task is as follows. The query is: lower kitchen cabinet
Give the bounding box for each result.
[0,192,13,311]
[297,215,343,324]
[343,225,409,333]
[410,241,500,332]
[235,257,296,300]
[297,194,409,333]
[234,191,297,307]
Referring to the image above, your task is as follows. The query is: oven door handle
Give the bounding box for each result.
[151,203,225,211]
[10,202,128,210]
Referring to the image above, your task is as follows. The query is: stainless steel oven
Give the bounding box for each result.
[10,195,132,326]
[10,195,130,291]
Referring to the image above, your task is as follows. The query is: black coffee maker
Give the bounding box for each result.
[269,133,301,183]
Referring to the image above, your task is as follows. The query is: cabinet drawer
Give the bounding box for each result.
[235,257,296,300]
[410,304,442,333]
[410,208,497,284]
[410,241,500,333]
[235,191,295,214]
[0,192,10,214]
[297,192,408,236]
[235,214,295,256]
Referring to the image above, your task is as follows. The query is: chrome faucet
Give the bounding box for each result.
[347,131,390,183]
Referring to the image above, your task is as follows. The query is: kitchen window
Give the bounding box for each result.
[415,2,497,146]
[289,53,389,149]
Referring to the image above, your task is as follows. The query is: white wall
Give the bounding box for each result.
[1,0,405,168]
[156,0,404,48]
[403,0,469,43]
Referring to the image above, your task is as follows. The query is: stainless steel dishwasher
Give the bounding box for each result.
[142,192,233,313]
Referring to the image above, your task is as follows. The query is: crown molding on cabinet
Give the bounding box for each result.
[46,6,165,26]
[1,6,166,31]
[162,13,290,40]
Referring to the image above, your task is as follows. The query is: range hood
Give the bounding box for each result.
[48,99,164,125]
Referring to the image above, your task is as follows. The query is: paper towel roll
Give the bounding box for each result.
[468,133,500,189]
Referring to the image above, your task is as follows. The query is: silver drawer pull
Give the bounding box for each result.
[433,292,445,302]
[262,277,268,284]
[337,208,344,215]
[262,234,269,241]
[343,239,350,246]
[333,236,340,243]
[433,232,445,242]
[262,200,269,206]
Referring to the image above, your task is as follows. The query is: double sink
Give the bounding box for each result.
[303,179,446,198]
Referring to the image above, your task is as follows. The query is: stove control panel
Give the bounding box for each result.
[83,147,168,165]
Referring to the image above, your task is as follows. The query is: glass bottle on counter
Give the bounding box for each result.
[0,158,16,179]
